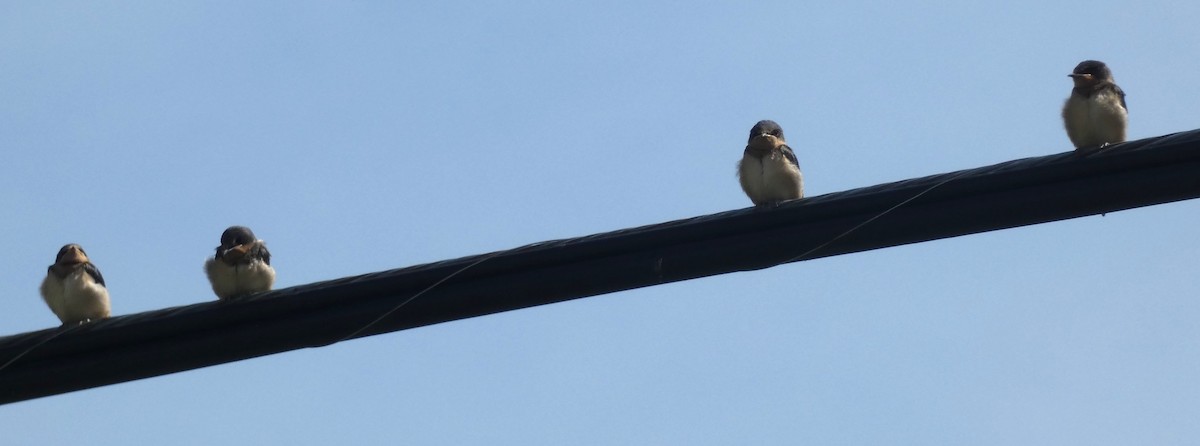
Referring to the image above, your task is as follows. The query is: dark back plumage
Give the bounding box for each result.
[81,263,106,287]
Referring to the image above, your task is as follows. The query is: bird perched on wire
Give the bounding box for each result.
[205,226,275,300]
[40,244,111,325]
[738,119,804,207]
[1062,60,1127,151]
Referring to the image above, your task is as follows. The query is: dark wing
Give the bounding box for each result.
[779,144,800,169]
[82,262,106,287]
[249,242,272,266]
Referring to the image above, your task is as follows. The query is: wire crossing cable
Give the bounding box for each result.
[2,128,1199,404]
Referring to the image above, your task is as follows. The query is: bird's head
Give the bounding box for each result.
[748,119,787,150]
[1068,60,1113,87]
[216,226,258,262]
[54,244,89,265]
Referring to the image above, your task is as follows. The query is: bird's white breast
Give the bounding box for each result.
[39,269,110,324]
[738,152,804,205]
[205,257,276,300]
[1064,92,1127,148]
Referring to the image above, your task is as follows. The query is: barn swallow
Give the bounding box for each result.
[1062,60,1128,151]
[737,120,804,207]
[39,244,111,325]
[204,226,275,300]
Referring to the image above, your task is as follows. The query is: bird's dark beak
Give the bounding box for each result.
[1068,73,1092,79]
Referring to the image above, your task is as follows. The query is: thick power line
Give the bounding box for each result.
[2,129,1199,404]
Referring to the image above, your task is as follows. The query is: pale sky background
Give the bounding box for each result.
[2,1,1199,444]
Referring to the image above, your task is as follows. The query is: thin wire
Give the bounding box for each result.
[783,170,971,264]
[0,323,83,373]
[331,250,507,344]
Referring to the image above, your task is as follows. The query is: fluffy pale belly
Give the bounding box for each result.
[39,271,110,324]
[205,258,276,300]
[738,155,803,205]
[1064,94,1127,148]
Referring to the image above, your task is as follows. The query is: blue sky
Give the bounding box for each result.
[2,1,1199,444]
